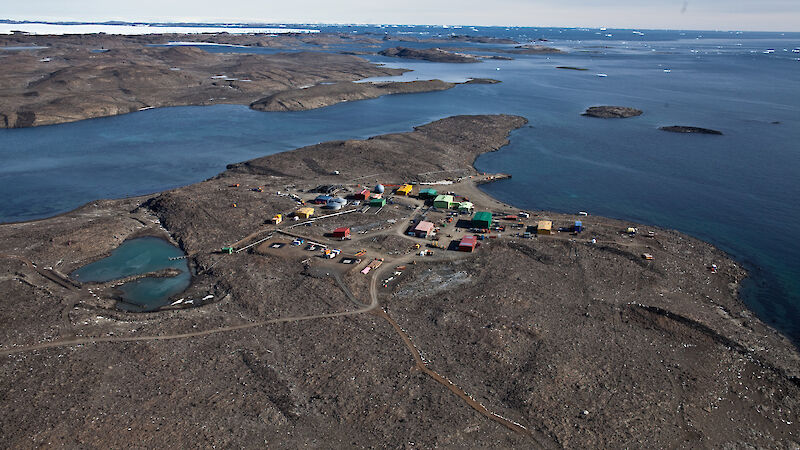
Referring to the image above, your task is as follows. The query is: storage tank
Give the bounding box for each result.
[325,201,343,210]
[374,184,385,194]
[332,197,347,205]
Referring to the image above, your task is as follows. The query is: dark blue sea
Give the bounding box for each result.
[1,25,799,342]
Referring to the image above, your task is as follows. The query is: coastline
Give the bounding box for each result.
[0,32,515,128]
[2,114,796,353]
[0,36,410,128]
[1,114,798,447]
[1,114,794,350]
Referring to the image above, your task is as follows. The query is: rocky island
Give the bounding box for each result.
[0,44,408,128]
[379,46,483,63]
[250,79,456,112]
[1,115,797,448]
[0,32,525,127]
[660,125,723,135]
[582,105,644,118]
[508,44,564,54]
[378,34,519,45]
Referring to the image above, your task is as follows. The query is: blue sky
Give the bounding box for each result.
[5,0,799,31]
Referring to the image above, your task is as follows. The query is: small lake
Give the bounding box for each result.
[71,236,191,310]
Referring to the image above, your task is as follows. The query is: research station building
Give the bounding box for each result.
[472,211,492,229]
[413,221,435,238]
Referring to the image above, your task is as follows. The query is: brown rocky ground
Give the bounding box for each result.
[0,32,526,128]
[379,47,483,63]
[0,115,798,447]
[250,79,456,112]
[0,36,408,128]
[445,45,564,56]
[582,106,644,119]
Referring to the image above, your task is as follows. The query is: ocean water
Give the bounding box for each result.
[1,26,798,342]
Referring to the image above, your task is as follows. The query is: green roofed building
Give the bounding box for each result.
[369,198,387,207]
[433,194,455,209]
[418,188,438,199]
[472,211,492,229]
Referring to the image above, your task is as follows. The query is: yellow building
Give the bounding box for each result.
[537,220,552,235]
[396,184,413,196]
[271,214,282,224]
[296,207,314,219]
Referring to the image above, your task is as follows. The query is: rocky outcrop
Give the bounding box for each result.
[250,80,456,112]
[449,35,519,44]
[660,125,723,135]
[464,78,501,84]
[509,45,563,54]
[582,106,643,118]
[379,46,481,63]
[0,42,406,128]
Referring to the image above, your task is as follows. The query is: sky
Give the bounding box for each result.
[4,0,799,32]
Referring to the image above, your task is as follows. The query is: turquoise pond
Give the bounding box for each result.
[2,26,799,343]
[70,237,190,309]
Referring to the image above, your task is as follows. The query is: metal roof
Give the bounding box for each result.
[473,211,492,223]
[434,194,454,202]
[415,221,435,232]
[460,236,478,246]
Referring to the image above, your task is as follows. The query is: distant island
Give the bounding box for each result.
[0,42,405,128]
[660,125,723,135]
[0,33,514,128]
[582,106,643,118]
[379,46,482,63]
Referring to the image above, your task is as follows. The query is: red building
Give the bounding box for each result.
[333,227,351,239]
[458,235,478,252]
[355,188,370,200]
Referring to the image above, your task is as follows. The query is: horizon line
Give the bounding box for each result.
[2,18,798,34]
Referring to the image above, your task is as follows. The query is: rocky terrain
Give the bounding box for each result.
[250,78,501,112]
[444,45,563,56]
[0,115,798,447]
[506,45,564,54]
[582,106,644,118]
[448,35,519,44]
[377,34,519,45]
[660,125,723,135]
[0,42,409,128]
[0,32,537,128]
[379,46,482,63]
[250,79,456,112]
